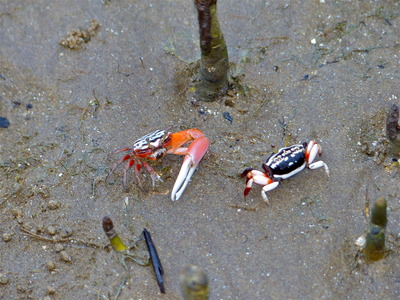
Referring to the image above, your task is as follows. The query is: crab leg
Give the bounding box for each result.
[171,136,210,201]
[106,154,131,184]
[306,140,330,176]
[241,169,278,204]
[261,181,280,204]
[142,162,163,186]
[123,159,136,187]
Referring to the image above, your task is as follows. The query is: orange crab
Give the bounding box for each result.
[109,128,209,201]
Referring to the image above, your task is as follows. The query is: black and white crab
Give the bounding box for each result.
[241,141,330,204]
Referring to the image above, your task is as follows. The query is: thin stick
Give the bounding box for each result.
[143,228,165,294]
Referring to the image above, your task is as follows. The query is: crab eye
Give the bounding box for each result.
[163,134,171,143]
[151,149,167,159]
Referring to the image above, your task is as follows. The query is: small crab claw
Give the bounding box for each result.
[171,136,210,201]
[306,140,330,177]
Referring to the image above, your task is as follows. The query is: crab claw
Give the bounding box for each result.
[171,136,210,201]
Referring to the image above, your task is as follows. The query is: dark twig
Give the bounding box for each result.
[143,228,165,294]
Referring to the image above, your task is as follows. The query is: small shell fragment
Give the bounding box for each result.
[355,234,366,248]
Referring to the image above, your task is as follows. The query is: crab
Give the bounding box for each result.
[108,128,210,201]
[240,140,330,204]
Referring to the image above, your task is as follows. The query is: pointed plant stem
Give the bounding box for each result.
[180,264,209,300]
[102,216,127,251]
[364,197,387,261]
[386,104,400,154]
[194,0,229,101]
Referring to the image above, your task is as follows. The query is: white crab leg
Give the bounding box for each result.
[261,181,280,204]
[306,140,321,164]
[171,136,210,201]
[307,141,330,176]
[242,169,279,204]
[309,161,330,176]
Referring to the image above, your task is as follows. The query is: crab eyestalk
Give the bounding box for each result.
[180,265,209,300]
[194,0,229,101]
[364,197,387,261]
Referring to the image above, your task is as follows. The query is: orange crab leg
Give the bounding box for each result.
[169,130,210,201]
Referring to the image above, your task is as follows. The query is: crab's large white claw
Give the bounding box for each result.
[171,136,210,201]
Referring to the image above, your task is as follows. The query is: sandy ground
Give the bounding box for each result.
[1,1,399,299]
